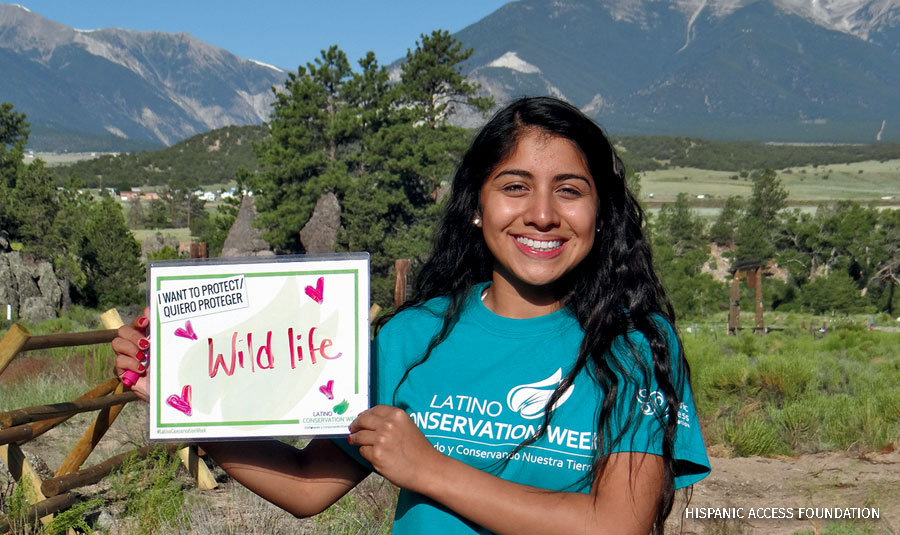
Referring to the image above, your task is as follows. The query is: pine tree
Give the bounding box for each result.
[253,46,358,252]
[77,195,144,308]
[399,30,493,128]
[252,32,493,305]
[709,195,743,247]
[129,199,147,229]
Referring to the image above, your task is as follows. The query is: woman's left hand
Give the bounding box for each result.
[348,405,441,492]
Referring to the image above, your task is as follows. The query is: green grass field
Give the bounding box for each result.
[28,152,116,166]
[132,227,192,243]
[640,159,900,206]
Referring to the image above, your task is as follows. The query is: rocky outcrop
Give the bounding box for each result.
[221,196,274,258]
[0,251,67,323]
[140,233,181,261]
[300,193,341,254]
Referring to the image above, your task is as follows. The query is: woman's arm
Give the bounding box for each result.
[112,311,371,518]
[349,405,663,535]
[200,438,370,518]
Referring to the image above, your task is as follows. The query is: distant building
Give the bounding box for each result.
[119,191,160,202]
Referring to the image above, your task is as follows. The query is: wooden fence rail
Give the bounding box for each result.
[2,262,411,532]
[0,309,216,534]
[0,392,140,428]
[42,443,179,498]
[0,493,75,534]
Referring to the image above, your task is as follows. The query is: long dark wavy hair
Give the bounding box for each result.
[379,96,689,533]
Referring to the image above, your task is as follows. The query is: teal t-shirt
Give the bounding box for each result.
[339,283,710,534]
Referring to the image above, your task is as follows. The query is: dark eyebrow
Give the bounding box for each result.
[555,173,593,188]
[491,169,592,188]
[491,169,531,180]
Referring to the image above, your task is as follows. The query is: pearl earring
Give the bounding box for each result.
[473,217,482,226]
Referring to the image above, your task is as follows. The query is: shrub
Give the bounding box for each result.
[724,413,791,457]
[109,446,186,535]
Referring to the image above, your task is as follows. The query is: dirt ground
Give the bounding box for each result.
[3,355,899,534]
[673,450,900,534]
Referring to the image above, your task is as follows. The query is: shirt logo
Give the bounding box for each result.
[636,389,665,416]
[506,369,574,420]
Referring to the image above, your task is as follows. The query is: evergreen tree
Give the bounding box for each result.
[77,195,144,308]
[339,32,493,305]
[129,199,147,229]
[145,197,171,229]
[0,102,29,192]
[709,195,742,246]
[799,271,867,314]
[746,169,787,222]
[734,169,787,263]
[869,208,900,314]
[252,32,493,305]
[399,30,493,128]
[253,45,359,252]
[6,160,57,248]
[652,193,723,318]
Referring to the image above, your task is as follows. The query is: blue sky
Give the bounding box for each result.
[13,1,510,70]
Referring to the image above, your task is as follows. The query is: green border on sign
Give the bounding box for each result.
[154,268,361,429]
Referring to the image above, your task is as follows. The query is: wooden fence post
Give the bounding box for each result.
[0,443,52,525]
[752,267,764,334]
[0,324,30,376]
[728,271,741,334]
[53,309,132,477]
[177,446,217,490]
[0,324,53,525]
[394,259,411,308]
[92,308,216,489]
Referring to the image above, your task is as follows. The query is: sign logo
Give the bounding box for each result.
[506,369,574,420]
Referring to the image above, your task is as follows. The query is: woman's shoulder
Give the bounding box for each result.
[609,313,680,369]
[375,295,452,344]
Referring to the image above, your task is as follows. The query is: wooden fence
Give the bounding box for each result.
[0,309,215,533]
[0,260,411,532]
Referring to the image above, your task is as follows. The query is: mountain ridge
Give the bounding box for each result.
[0,3,283,150]
[454,0,900,141]
[3,1,900,148]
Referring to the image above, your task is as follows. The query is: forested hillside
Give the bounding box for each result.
[614,136,900,172]
[49,125,267,190]
[47,126,900,192]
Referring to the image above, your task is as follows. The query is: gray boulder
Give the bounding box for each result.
[300,192,341,254]
[140,233,180,261]
[0,251,68,323]
[221,196,274,258]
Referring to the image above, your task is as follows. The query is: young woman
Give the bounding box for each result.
[114,96,709,534]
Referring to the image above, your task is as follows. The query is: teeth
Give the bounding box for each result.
[516,237,562,251]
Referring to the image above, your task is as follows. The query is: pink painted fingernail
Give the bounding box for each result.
[121,370,137,387]
[138,338,150,350]
[138,317,149,328]
[137,364,146,373]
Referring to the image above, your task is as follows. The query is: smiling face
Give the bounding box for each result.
[478,129,598,307]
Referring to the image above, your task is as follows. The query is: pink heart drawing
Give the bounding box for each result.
[174,320,197,340]
[319,379,334,400]
[166,385,192,416]
[305,276,325,304]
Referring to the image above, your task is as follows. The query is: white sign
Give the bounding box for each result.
[147,254,369,441]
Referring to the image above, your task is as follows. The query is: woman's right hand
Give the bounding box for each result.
[111,307,150,401]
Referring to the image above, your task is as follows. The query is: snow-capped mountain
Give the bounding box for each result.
[0,3,284,150]
[2,1,899,147]
[455,0,900,141]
